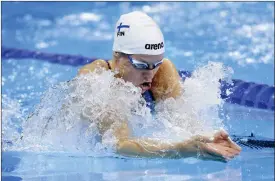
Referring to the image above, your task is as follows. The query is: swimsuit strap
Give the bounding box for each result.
[106,61,112,70]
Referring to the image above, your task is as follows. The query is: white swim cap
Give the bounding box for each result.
[112,11,165,55]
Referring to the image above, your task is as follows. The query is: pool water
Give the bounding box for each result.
[2,2,274,181]
[2,148,274,181]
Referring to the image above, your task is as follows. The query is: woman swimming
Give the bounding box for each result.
[78,11,241,162]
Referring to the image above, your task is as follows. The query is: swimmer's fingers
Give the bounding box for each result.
[213,131,242,152]
[209,143,240,158]
[199,142,240,162]
[224,145,241,156]
[214,136,242,152]
[227,137,242,152]
[210,143,240,156]
[213,130,229,142]
[197,143,227,162]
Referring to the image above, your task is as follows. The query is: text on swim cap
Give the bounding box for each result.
[117,22,130,37]
[145,42,164,50]
[117,32,125,36]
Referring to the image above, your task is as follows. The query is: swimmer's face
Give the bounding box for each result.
[116,53,164,93]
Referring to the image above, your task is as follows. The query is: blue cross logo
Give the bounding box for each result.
[117,22,130,33]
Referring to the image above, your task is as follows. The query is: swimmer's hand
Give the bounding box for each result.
[178,130,242,162]
[116,129,241,162]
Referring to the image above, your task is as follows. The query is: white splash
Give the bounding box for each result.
[3,62,232,155]
[2,96,24,150]
[151,62,233,141]
[4,68,149,154]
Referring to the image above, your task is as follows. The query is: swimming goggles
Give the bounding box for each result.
[128,55,163,70]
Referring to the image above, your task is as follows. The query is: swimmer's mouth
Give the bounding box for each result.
[140,82,152,92]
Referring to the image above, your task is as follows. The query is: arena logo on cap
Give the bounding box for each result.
[145,42,164,50]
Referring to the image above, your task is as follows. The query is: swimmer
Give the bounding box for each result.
[78,11,241,161]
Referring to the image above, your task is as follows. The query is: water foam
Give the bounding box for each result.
[3,62,233,155]
[140,61,233,142]
[2,95,24,149]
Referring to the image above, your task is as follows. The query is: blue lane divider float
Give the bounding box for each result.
[2,47,274,111]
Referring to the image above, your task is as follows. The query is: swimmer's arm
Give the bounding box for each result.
[115,125,241,161]
[116,137,198,158]
[116,135,235,162]
[114,123,201,159]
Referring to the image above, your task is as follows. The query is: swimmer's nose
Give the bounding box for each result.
[142,69,154,79]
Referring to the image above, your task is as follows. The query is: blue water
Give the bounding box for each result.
[2,2,274,181]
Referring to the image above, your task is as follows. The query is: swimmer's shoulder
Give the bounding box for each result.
[151,58,182,101]
[78,59,115,75]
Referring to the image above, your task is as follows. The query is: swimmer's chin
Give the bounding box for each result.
[136,82,151,94]
[141,89,147,94]
[135,86,146,94]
